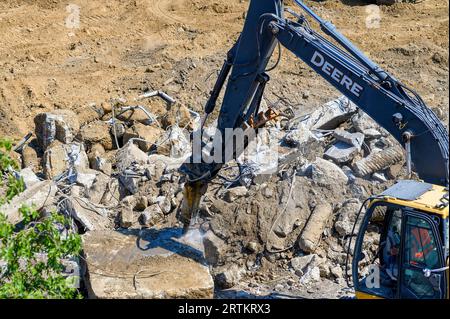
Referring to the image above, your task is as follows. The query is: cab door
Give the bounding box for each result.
[399,211,447,299]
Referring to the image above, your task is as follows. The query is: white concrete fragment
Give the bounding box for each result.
[333,129,364,150]
[74,168,98,189]
[140,204,164,227]
[284,126,319,147]
[334,199,362,237]
[324,141,359,164]
[115,142,148,172]
[63,195,110,231]
[297,96,357,130]
[304,157,349,186]
[43,141,89,180]
[291,254,321,276]
[17,167,40,189]
[34,110,80,149]
[372,172,388,183]
[1,180,57,224]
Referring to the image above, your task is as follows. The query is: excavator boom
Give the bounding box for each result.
[179,0,449,231]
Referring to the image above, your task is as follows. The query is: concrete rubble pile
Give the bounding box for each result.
[0,95,213,298]
[0,94,408,299]
[195,95,408,297]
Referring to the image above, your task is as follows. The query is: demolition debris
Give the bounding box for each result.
[1,94,408,299]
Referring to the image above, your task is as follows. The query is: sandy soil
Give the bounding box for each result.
[0,0,448,141]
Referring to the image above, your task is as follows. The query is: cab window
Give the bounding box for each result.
[404,216,439,269]
[400,215,444,299]
[356,204,402,299]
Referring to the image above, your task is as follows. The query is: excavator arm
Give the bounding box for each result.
[179,0,449,230]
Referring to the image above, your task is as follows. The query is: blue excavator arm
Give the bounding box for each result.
[178,0,449,230]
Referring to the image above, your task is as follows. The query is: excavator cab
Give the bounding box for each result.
[351,181,449,299]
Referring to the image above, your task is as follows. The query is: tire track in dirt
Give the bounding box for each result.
[150,0,191,26]
[81,13,110,25]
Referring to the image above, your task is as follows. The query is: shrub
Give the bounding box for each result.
[0,139,82,299]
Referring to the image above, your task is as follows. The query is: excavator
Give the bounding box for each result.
[178,0,449,299]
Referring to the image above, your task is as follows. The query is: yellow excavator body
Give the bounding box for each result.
[354,181,449,299]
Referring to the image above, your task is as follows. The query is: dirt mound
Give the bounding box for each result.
[1,0,448,141]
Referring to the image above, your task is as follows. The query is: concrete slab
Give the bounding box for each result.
[1,180,57,224]
[82,228,214,299]
[324,141,359,164]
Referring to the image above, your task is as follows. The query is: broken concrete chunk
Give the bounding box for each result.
[74,168,98,189]
[110,122,127,140]
[157,125,190,158]
[334,199,362,237]
[301,96,357,130]
[341,166,357,184]
[298,203,333,253]
[299,266,321,285]
[305,157,349,187]
[291,254,322,276]
[115,142,148,172]
[16,167,40,189]
[123,123,164,152]
[75,103,105,126]
[100,178,122,207]
[156,196,172,215]
[333,129,364,150]
[1,180,57,224]
[119,173,140,195]
[324,141,360,165]
[272,182,310,238]
[78,121,113,150]
[284,126,319,147]
[34,110,80,149]
[119,208,136,228]
[351,111,386,138]
[62,196,110,231]
[116,106,156,125]
[161,103,194,130]
[147,154,189,175]
[85,172,111,205]
[319,261,332,278]
[363,128,382,140]
[215,264,245,289]
[90,156,112,176]
[122,195,137,208]
[372,172,388,183]
[43,141,89,180]
[330,265,343,279]
[327,249,348,265]
[203,230,227,266]
[224,186,248,203]
[88,143,112,175]
[352,146,404,177]
[140,204,164,227]
[89,143,106,158]
[82,230,214,298]
[135,195,148,211]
